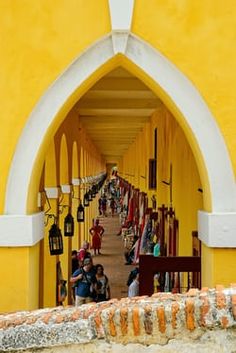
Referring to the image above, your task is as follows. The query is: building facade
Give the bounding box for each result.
[0,0,236,312]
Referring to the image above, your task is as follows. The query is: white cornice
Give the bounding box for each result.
[61,184,71,194]
[198,211,236,247]
[44,187,59,199]
[72,178,81,186]
[0,213,44,246]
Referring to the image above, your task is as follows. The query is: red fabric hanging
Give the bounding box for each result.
[127,197,134,222]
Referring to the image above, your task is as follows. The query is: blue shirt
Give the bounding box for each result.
[72,268,96,298]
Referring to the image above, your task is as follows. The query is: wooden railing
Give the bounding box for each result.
[139,255,201,296]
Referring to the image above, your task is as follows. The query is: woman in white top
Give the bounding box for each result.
[128,273,139,297]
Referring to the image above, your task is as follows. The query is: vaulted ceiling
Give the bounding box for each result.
[76,67,161,162]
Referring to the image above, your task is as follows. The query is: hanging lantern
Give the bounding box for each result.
[49,223,63,255]
[84,191,89,207]
[77,202,85,222]
[88,189,93,202]
[91,185,97,198]
[64,212,74,236]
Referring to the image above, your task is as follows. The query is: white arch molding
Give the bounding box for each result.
[2,31,236,247]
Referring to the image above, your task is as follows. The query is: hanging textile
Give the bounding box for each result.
[139,197,144,226]
[127,188,134,222]
[123,191,129,212]
[139,215,153,254]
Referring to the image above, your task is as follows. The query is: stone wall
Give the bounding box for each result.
[0,286,236,352]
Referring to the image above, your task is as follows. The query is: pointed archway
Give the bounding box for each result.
[3,31,236,247]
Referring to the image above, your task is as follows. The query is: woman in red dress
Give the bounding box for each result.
[89,219,105,255]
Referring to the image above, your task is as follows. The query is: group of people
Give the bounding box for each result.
[98,194,117,217]
[70,241,110,306]
[69,176,141,306]
[98,178,121,217]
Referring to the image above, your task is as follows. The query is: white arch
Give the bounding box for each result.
[3,32,236,246]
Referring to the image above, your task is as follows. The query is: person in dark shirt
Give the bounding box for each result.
[72,250,79,273]
[70,258,97,306]
[71,250,79,304]
[95,264,111,302]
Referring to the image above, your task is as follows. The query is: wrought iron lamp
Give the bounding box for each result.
[48,220,63,255]
[84,191,89,207]
[91,184,97,198]
[77,201,85,222]
[88,189,93,202]
[43,191,63,255]
[64,212,74,236]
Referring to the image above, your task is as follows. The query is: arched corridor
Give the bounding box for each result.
[1,1,236,314]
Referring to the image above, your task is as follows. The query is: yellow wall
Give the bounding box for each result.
[121,104,203,256]
[0,0,110,213]
[0,247,39,311]
[132,0,236,174]
[1,1,236,311]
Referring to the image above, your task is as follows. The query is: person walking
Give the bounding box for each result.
[71,250,79,273]
[109,197,116,217]
[98,196,102,215]
[89,219,104,255]
[95,264,111,302]
[70,258,97,306]
[101,195,107,217]
[128,271,139,297]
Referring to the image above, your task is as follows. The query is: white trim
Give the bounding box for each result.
[61,184,71,194]
[0,212,44,246]
[198,211,236,247]
[72,178,81,186]
[4,32,236,247]
[108,0,134,31]
[45,187,59,199]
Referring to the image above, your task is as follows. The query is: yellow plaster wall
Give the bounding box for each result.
[132,0,236,174]
[28,242,40,309]
[0,247,39,312]
[202,246,236,288]
[0,0,110,212]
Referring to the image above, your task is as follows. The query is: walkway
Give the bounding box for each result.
[92,215,134,299]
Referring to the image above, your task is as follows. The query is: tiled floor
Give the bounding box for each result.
[91,215,134,299]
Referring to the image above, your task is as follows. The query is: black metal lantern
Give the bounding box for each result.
[64,212,74,236]
[49,223,63,255]
[84,191,89,207]
[77,202,85,222]
[88,189,93,202]
[91,185,97,198]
